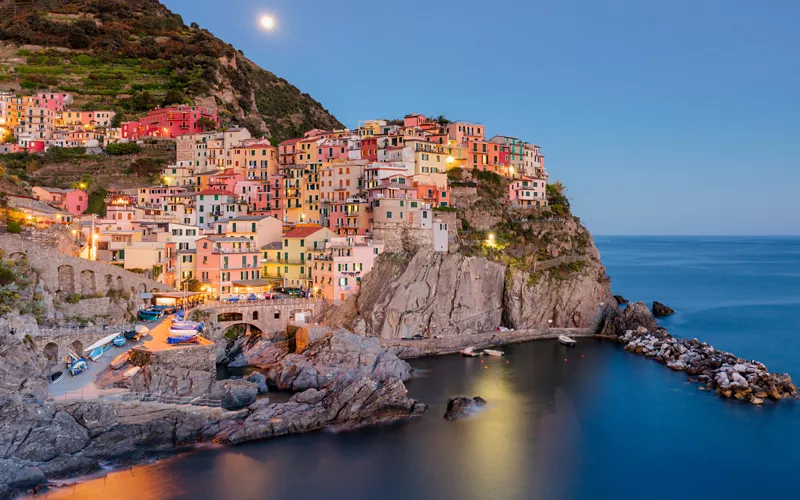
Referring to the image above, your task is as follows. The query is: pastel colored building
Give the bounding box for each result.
[31,187,88,216]
[195,189,247,228]
[262,225,335,290]
[230,139,278,181]
[121,105,219,140]
[37,92,73,113]
[196,236,261,298]
[508,176,548,208]
[313,235,385,303]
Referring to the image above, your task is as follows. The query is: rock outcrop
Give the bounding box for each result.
[0,375,425,498]
[357,250,506,338]
[353,222,614,339]
[443,396,487,420]
[0,313,47,402]
[237,330,412,391]
[598,301,657,337]
[614,295,628,305]
[652,301,675,317]
[503,255,614,330]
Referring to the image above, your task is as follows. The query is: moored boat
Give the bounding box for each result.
[110,352,129,370]
[88,346,106,361]
[167,330,200,345]
[460,347,481,357]
[69,358,88,376]
[484,349,504,356]
[123,330,138,340]
[112,335,126,347]
[49,371,64,384]
[558,335,577,347]
[123,366,141,378]
[171,320,204,331]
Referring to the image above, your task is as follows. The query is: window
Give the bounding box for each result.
[386,211,392,219]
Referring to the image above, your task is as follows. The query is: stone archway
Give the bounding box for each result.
[222,323,263,341]
[70,340,83,355]
[58,265,75,295]
[116,276,124,292]
[218,312,243,322]
[43,342,59,361]
[105,274,114,292]
[9,252,26,264]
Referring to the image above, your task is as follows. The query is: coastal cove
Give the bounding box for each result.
[33,236,800,500]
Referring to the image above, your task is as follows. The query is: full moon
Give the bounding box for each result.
[260,15,275,31]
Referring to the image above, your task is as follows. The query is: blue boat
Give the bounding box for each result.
[68,357,88,376]
[171,320,204,331]
[167,331,199,345]
[137,310,160,321]
[88,346,105,362]
[112,335,126,347]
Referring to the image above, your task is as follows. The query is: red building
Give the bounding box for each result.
[121,105,219,140]
[360,137,378,162]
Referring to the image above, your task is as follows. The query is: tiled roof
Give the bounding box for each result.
[283,225,325,238]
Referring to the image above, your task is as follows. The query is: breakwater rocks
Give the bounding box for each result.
[602,302,796,404]
[444,396,487,420]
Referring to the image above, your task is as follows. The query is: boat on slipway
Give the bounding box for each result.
[460,347,481,357]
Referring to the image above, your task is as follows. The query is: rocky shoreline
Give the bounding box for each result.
[600,302,797,404]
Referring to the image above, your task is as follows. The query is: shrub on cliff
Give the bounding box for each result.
[6,220,21,233]
[105,142,141,155]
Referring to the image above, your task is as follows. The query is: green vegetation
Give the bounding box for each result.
[546,182,570,217]
[105,142,141,155]
[180,278,202,292]
[64,293,82,304]
[0,1,342,141]
[6,220,21,233]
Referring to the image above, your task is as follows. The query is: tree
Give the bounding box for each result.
[180,278,202,292]
[110,112,123,128]
[162,90,185,107]
[196,117,217,132]
[546,182,570,216]
[67,27,90,49]
[435,114,451,125]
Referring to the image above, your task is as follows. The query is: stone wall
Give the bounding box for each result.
[0,233,169,299]
[450,186,478,208]
[128,343,217,397]
[372,223,433,253]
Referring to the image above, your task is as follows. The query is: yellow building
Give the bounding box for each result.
[295,137,321,164]
[408,139,447,175]
[263,225,335,290]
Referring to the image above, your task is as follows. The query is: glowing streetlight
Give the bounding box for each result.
[446,156,455,164]
[260,15,276,31]
[79,183,87,189]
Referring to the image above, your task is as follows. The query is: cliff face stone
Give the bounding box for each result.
[265,330,412,391]
[599,301,658,337]
[0,313,47,402]
[0,375,424,498]
[355,231,614,337]
[503,256,614,329]
[357,250,506,339]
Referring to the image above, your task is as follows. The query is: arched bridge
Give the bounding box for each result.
[194,298,325,334]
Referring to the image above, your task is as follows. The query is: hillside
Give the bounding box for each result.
[0,0,343,141]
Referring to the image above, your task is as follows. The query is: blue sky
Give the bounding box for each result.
[163,0,799,235]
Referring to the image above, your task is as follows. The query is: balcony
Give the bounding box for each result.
[211,247,257,254]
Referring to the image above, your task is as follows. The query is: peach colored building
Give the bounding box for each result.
[196,236,261,298]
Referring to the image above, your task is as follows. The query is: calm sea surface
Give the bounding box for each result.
[38,236,800,500]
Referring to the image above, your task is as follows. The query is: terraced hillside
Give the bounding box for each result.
[0,0,342,141]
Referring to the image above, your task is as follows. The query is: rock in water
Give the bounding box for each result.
[599,301,658,337]
[614,295,629,305]
[212,379,258,410]
[652,301,675,317]
[444,396,487,420]
[246,371,269,394]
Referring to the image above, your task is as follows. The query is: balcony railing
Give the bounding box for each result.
[211,247,257,254]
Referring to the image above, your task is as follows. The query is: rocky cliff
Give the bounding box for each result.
[353,223,614,339]
[0,320,423,498]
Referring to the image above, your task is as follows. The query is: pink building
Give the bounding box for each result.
[196,236,261,298]
[122,105,218,140]
[137,186,186,208]
[234,180,267,212]
[316,138,350,162]
[508,175,548,208]
[31,187,88,216]
[314,235,384,303]
[208,169,244,193]
[37,93,72,113]
[326,199,371,236]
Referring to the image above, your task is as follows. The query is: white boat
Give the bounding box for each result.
[134,324,150,335]
[84,332,121,354]
[559,335,577,347]
[460,347,481,357]
[483,349,504,356]
[123,366,141,378]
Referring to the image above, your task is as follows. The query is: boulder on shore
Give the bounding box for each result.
[599,301,657,337]
[246,371,269,394]
[444,396,487,420]
[652,301,675,317]
[212,379,258,410]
